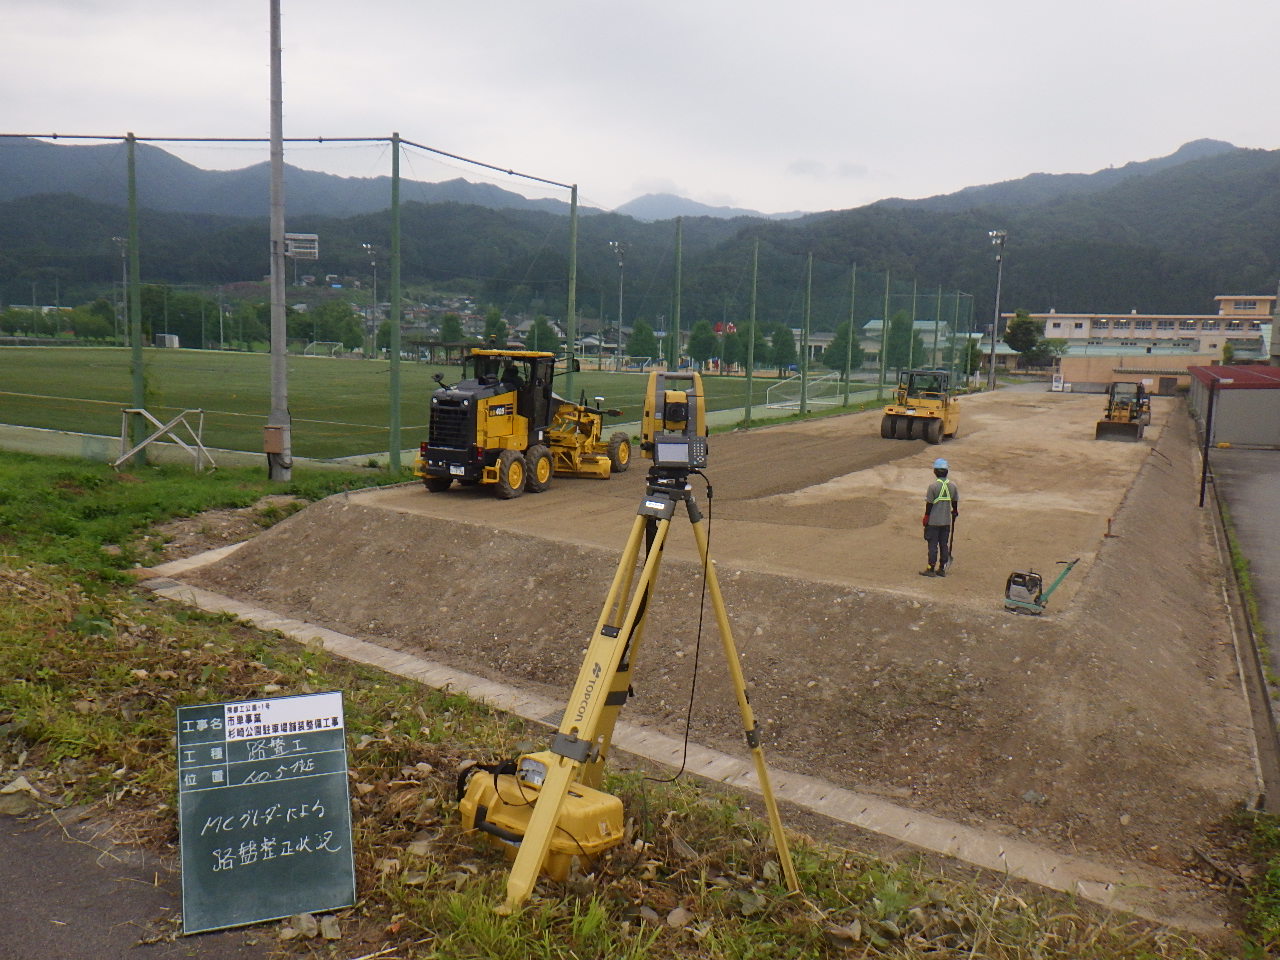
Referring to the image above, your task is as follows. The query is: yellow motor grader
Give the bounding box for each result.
[413,348,631,499]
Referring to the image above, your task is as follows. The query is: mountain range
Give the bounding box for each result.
[2,135,1278,325]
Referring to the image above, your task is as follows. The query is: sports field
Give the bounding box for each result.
[0,347,789,459]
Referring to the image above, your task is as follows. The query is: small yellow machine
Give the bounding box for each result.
[880,368,960,444]
[457,370,798,913]
[1095,381,1151,442]
[413,348,631,498]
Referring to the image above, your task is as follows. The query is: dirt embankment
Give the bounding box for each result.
[182,390,1256,877]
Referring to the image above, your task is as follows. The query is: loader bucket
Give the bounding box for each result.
[1095,420,1143,442]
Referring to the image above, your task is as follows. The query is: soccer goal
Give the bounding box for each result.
[764,371,844,408]
[303,341,344,357]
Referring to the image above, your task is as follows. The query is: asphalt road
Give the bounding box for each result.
[1209,446,1280,676]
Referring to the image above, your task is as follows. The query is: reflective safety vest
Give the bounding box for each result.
[931,478,953,505]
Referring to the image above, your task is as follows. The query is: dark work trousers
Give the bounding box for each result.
[925,524,952,568]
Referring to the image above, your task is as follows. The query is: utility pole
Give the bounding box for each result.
[265,0,292,482]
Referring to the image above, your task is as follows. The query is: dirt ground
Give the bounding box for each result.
[177,388,1258,892]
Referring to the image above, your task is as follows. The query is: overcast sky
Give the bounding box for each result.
[7,0,1278,214]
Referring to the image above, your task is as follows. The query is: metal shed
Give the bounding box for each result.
[1187,364,1280,448]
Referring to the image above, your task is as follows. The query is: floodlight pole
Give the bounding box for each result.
[609,240,626,371]
[266,0,292,482]
[986,230,1007,392]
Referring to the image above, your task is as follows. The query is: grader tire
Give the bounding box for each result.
[607,432,632,473]
[495,450,526,499]
[423,476,452,493]
[524,445,553,493]
[880,415,895,439]
[894,417,912,440]
[925,419,943,444]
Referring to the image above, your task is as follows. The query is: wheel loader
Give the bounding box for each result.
[413,348,631,499]
[880,368,960,444]
[1095,381,1151,442]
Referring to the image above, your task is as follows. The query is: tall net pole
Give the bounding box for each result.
[266,0,292,482]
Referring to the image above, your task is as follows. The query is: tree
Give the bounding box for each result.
[720,330,743,372]
[626,319,659,362]
[823,320,866,379]
[438,313,465,345]
[1003,310,1042,353]
[770,324,796,377]
[686,320,718,369]
[1022,338,1066,368]
[527,315,559,352]
[884,311,925,371]
[483,308,507,345]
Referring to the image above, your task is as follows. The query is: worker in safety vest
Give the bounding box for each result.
[921,457,958,577]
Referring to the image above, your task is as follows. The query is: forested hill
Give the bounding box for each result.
[3,137,1279,325]
[0,137,582,218]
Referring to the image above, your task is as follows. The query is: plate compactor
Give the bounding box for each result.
[1003,558,1080,615]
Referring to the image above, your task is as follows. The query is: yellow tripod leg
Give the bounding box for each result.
[687,504,801,896]
[502,497,678,912]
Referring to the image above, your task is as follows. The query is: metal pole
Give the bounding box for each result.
[987,230,1007,391]
[800,252,811,415]
[1199,376,1228,508]
[565,184,578,400]
[745,239,758,424]
[932,285,942,367]
[127,133,145,465]
[389,132,403,471]
[266,0,292,481]
[878,269,890,401]
[907,278,918,370]
[609,240,625,371]
[672,217,683,369]
[844,262,856,406]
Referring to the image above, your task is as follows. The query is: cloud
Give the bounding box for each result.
[787,159,871,181]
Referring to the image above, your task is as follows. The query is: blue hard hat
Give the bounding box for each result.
[933,458,948,470]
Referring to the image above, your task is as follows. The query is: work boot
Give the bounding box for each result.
[919,566,935,577]
[936,566,947,578]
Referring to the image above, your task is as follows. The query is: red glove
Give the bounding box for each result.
[922,514,929,528]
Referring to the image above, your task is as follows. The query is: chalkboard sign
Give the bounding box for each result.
[177,691,356,934]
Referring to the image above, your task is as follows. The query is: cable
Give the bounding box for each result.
[643,470,713,786]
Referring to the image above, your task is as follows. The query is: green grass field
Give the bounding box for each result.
[0,347,788,459]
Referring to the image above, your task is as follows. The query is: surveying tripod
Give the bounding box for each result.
[497,462,801,912]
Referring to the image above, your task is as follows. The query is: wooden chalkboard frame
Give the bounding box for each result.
[177,691,356,934]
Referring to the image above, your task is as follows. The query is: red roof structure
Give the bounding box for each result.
[1187,364,1280,389]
